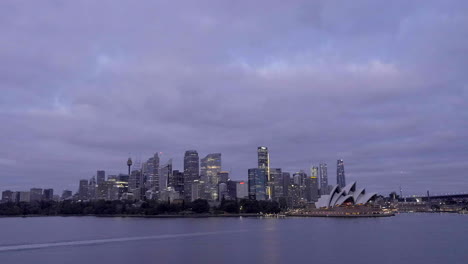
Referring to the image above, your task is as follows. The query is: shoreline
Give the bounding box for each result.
[2,211,466,218]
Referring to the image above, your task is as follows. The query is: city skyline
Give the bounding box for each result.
[1,1,468,195]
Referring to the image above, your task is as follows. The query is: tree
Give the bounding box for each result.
[191,199,210,214]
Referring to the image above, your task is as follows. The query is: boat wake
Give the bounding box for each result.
[0,229,257,252]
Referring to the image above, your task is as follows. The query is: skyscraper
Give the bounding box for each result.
[270,168,283,199]
[170,170,185,194]
[78,179,89,200]
[200,153,222,200]
[88,176,96,199]
[248,168,267,200]
[160,159,172,192]
[183,150,199,202]
[217,171,229,183]
[257,146,271,199]
[144,153,160,191]
[306,167,320,202]
[337,159,346,188]
[257,146,269,173]
[319,163,329,195]
[282,172,291,198]
[97,170,106,186]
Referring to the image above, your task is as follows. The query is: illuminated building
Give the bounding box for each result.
[257,146,271,199]
[200,153,222,201]
[270,168,283,199]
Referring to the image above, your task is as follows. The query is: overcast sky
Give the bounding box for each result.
[1,0,467,196]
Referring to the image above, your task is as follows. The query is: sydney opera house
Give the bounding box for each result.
[315,181,378,208]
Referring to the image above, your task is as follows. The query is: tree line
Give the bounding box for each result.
[0,198,281,216]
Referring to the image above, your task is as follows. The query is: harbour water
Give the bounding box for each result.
[0,214,467,264]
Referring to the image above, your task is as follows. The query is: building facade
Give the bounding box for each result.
[248,168,267,201]
[200,153,222,201]
[319,163,329,195]
[183,150,199,202]
[337,159,346,188]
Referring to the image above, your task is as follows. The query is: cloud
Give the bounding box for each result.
[0,0,467,195]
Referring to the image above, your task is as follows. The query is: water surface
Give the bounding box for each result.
[0,214,467,264]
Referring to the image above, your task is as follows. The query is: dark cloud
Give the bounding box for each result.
[1,0,467,195]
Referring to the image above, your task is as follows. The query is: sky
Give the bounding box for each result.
[1,0,467,196]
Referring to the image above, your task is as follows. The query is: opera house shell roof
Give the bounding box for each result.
[315,182,377,208]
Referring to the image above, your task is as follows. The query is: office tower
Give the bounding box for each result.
[218,182,228,200]
[43,189,54,201]
[236,181,249,199]
[218,171,229,183]
[97,180,118,200]
[129,169,145,200]
[78,179,89,200]
[319,163,329,195]
[282,172,291,198]
[248,168,267,200]
[311,166,319,178]
[200,153,222,183]
[257,146,269,171]
[61,190,73,200]
[226,181,237,200]
[170,170,185,194]
[270,168,283,199]
[18,191,30,202]
[1,190,14,203]
[183,150,199,201]
[160,159,172,191]
[337,159,346,188]
[289,184,301,207]
[306,167,320,202]
[191,179,205,201]
[88,176,97,199]
[30,188,43,202]
[144,153,160,191]
[97,170,106,186]
[201,153,222,200]
[293,172,303,186]
[257,146,271,199]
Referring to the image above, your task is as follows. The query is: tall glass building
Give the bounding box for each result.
[143,153,160,191]
[200,153,222,200]
[248,168,267,200]
[319,163,329,195]
[257,146,271,199]
[159,159,172,191]
[183,150,199,201]
[337,159,346,188]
